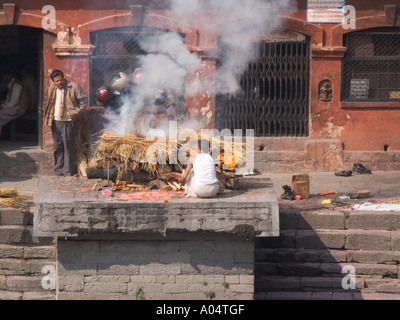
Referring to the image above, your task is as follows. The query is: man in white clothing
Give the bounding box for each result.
[179,139,220,198]
[0,68,29,137]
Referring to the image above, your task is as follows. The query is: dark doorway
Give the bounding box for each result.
[0,25,42,145]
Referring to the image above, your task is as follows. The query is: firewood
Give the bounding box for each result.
[160,172,182,181]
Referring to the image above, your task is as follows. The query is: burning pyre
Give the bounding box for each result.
[83,129,246,194]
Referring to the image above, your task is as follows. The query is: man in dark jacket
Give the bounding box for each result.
[44,69,88,176]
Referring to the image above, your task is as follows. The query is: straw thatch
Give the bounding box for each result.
[0,188,18,198]
[0,188,33,208]
[74,111,95,176]
[88,128,247,180]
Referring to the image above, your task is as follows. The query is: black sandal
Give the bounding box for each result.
[335,170,352,177]
[353,163,371,174]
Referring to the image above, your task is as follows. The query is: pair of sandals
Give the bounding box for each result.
[335,163,372,177]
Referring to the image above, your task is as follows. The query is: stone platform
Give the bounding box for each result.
[32,175,278,300]
[33,175,279,239]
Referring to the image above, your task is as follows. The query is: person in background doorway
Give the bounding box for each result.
[21,66,38,113]
[0,67,29,138]
[179,139,220,198]
[44,69,88,176]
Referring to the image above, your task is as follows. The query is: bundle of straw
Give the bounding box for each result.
[74,111,95,176]
[0,188,18,198]
[90,129,173,177]
[0,198,14,207]
[89,128,247,179]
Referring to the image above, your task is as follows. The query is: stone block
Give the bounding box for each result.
[346,212,400,230]
[58,275,84,292]
[264,291,312,300]
[390,233,400,250]
[22,292,56,300]
[0,226,26,244]
[162,284,188,294]
[301,276,334,289]
[278,262,321,277]
[175,275,204,284]
[0,258,24,275]
[129,282,163,294]
[345,231,391,250]
[24,246,56,259]
[296,230,345,249]
[0,244,24,258]
[6,275,45,292]
[255,276,301,290]
[0,208,31,226]
[0,291,22,300]
[300,211,345,230]
[0,275,6,289]
[83,282,127,293]
[347,250,400,264]
[228,283,254,293]
[24,260,56,275]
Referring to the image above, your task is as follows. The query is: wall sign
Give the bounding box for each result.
[263,30,306,42]
[307,0,345,23]
[350,79,369,99]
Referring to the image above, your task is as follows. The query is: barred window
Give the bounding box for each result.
[215,39,310,137]
[342,28,400,102]
[90,26,182,104]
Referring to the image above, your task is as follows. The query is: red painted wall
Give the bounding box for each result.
[2,0,400,164]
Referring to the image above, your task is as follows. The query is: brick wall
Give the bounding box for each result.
[57,234,254,300]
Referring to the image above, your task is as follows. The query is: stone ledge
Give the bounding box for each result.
[33,176,279,238]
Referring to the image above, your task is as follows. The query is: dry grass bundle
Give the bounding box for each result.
[90,129,173,178]
[0,188,18,198]
[0,198,14,207]
[90,128,248,179]
[75,112,95,176]
[0,188,33,208]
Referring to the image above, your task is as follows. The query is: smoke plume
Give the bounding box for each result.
[104,0,297,135]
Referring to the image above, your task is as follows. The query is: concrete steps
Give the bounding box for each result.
[0,142,52,178]
[0,207,56,300]
[255,204,400,300]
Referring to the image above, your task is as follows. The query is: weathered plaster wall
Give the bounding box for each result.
[2,0,400,171]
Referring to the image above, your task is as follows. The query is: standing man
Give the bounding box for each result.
[44,69,88,176]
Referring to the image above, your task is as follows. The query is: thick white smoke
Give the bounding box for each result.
[104,0,296,135]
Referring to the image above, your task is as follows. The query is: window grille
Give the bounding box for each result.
[215,39,310,137]
[90,27,183,104]
[342,28,400,101]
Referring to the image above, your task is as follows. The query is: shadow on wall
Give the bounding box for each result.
[254,201,364,300]
[56,232,255,300]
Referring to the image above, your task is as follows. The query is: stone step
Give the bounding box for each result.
[255,261,399,278]
[1,275,56,292]
[0,291,56,300]
[254,151,308,172]
[0,145,48,178]
[257,229,400,251]
[257,290,400,300]
[0,208,32,226]
[0,244,56,259]
[255,275,343,292]
[256,248,400,265]
[255,275,400,300]
[280,209,400,231]
[0,226,55,245]
[255,290,361,300]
